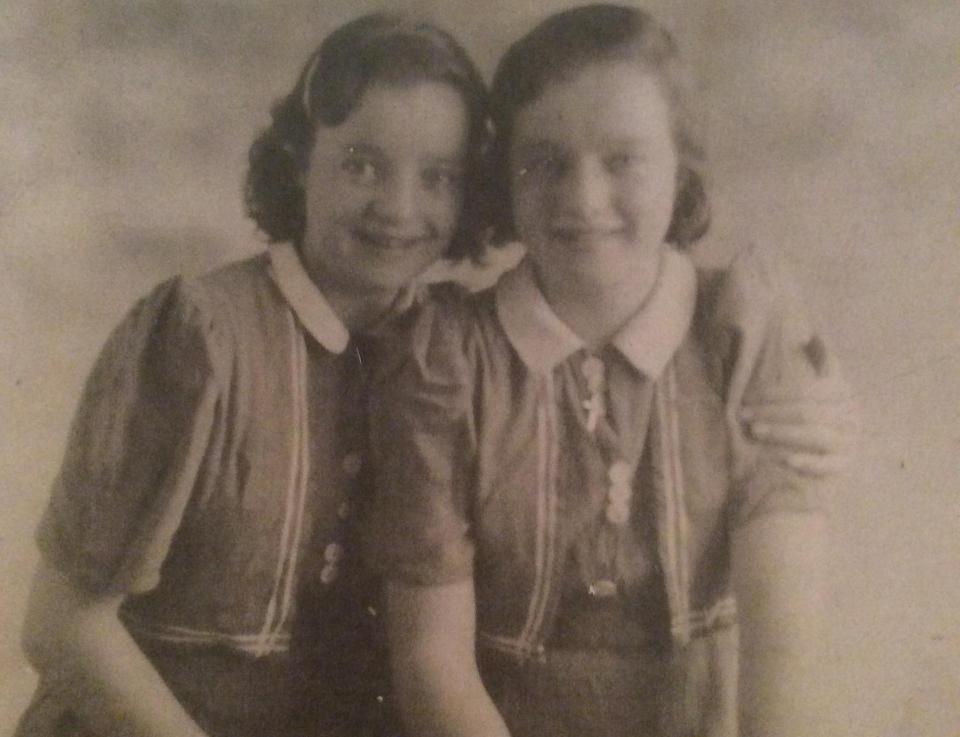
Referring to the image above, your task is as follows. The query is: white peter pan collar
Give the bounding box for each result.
[267,242,350,354]
[495,247,697,378]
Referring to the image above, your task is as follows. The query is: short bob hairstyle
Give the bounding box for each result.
[245,13,490,262]
[489,3,710,248]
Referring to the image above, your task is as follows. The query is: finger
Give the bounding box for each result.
[747,422,850,454]
[772,451,849,479]
[740,399,857,425]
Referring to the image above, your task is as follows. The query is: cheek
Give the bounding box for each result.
[434,193,463,235]
[510,181,548,233]
[626,169,678,221]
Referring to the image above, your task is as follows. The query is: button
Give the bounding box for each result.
[366,605,378,618]
[337,500,351,519]
[375,695,385,704]
[607,460,632,486]
[582,356,604,380]
[320,563,338,585]
[607,482,631,506]
[342,453,363,477]
[324,542,343,564]
[606,500,631,526]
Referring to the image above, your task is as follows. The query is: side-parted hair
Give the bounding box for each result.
[489,3,710,248]
[244,13,490,261]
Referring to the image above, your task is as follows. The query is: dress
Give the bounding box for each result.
[365,244,849,737]
[17,242,402,737]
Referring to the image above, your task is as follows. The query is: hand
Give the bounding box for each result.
[739,397,859,478]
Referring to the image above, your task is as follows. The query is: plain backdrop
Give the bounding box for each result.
[2,1,958,734]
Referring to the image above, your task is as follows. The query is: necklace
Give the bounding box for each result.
[576,354,644,598]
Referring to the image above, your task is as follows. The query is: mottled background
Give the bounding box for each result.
[2,1,958,734]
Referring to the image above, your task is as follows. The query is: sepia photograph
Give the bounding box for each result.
[2,1,958,735]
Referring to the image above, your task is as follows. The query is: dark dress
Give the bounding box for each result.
[18,243,400,737]
[366,245,848,737]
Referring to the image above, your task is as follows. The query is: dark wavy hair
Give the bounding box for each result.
[489,4,710,248]
[244,13,490,262]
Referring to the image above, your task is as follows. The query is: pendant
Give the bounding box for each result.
[581,356,606,433]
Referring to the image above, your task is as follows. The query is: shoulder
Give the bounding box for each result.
[190,251,279,331]
[413,282,490,359]
[692,241,799,336]
[692,242,844,405]
[375,281,493,392]
[94,252,277,394]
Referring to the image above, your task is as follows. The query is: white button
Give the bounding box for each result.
[338,500,351,519]
[582,356,604,380]
[607,460,632,486]
[342,453,362,477]
[320,563,338,585]
[366,606,378,618]
[324,542,343,564]
[606,501,631,526]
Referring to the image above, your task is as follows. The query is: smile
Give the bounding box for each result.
[550,224,626,245]
[355,229,429,252]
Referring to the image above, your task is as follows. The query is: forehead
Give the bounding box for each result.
[512,61,673,147]
[318,81,469,157]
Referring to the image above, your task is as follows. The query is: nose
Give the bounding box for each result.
[369,170,418,225]
[557,159,611,220]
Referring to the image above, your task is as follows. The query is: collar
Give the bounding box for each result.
[267,242,350,354]
[495,247,697,378]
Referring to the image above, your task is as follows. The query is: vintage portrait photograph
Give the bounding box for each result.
[2,1,958,735]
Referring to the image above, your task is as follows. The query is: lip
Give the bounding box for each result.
[355,229,429,252]
[550,224,626,245]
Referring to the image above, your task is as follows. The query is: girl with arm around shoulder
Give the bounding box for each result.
[17,13,491,737]
[366,5,856,737]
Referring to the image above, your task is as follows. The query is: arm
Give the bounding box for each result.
[717,247,854,735]
[386,579,510,737]
[21,560,208,737]
[732,512,829,737]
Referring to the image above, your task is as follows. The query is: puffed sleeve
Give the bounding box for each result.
[364,291,479,586]
[710,244,855,525]
[36,277,222,595]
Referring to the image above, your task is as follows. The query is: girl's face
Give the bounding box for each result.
[300,81,468,298]
[509,61,679,289]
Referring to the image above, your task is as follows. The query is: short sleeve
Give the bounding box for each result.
[36,278,222,595]
[712,245,855,525]
[364,295,478,586]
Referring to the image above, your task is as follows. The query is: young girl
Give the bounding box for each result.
[15,14,489,737]
[366,5,854,737]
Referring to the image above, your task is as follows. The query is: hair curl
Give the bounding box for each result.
[489,3,710,248]
[244,13,491,262]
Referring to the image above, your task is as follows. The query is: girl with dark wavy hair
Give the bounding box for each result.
[16,13,488,737]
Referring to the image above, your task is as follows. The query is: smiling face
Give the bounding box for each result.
[300,80,468,300]
[509,61,679,290]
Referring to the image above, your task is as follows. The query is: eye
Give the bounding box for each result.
[341,150,380,183]
[605,151,643,175]
[517,153,566,180]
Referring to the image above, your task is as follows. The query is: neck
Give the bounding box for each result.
[536,251,663,347]
[308,269,399,335]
